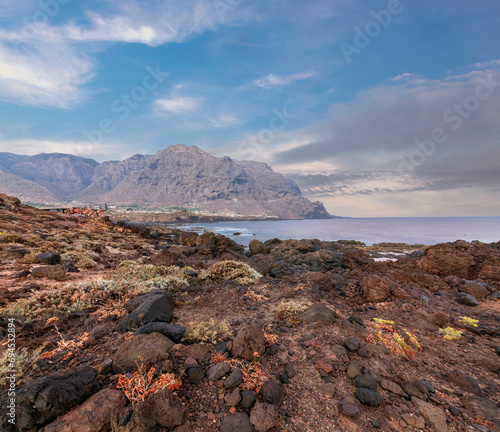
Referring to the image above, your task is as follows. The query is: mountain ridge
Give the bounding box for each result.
[0,144,331,219]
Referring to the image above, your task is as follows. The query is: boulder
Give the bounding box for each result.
[302,304,337,325]
[338,399,361,417]
[447,370,484,397]
[31,264,66,280]
[41,389,126,432]
[231,325,267,361]
[259,380,283,407]
[224,368,243,389]
[113,333,174,373]
[220,413,255,432]
[456,292,480,306]
[115,292,174,332]
[353,373,378,391]
[150,249,180,266]
[240,390,257,409]
[459,282,489,301]
[417,243,474,278]
[1,366,99,432]
[249,240,271,255]
[412,396,448,432]
[123,290,174,312]
[36,252,61,265]
[355,388,383,406]
[360,274,392,303]
[111,388,186,431]
[134,322,185,343]
[206,362,230,381]
[250,402,279,432]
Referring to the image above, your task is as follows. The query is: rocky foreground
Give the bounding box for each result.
[0,193,499,432]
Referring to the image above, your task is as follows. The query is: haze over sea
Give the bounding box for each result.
[183,217,500,247]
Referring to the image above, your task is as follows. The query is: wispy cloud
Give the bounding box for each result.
[254,72,314,89]
[0,24,94,108]
[154,96,204,113]
[0,0,258,109]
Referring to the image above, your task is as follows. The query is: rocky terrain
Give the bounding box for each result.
[0,193,499,432]
[0,145,330,220]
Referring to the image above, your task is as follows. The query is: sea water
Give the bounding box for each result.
[181,217,500,247]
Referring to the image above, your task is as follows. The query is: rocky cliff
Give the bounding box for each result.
[0,145,330,219]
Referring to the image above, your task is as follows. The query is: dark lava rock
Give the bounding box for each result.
[123,290,174,312]
[353,373,378,391]
[280,373,290,384]
[259,379,283,407]
[186,367,205,384]
[225,368,243,389]
[206,362,231,381]
[355,388,383,406]
[112,333,174,373]
[302,304,337,325]
[250,402,279,432]
[456,292,480,306]
[215,341,229,353]
[1,366,99,432]
[285,364,297,378]
[35,252,61,265]
[14,269,31,279]
[240,390,257,409]
[115,292,174,332]
[220,412,254,432]
[344,337,360,351]
[403,380,429,400]
[338,399,361,417]
[231,325,267,361]
[447,370,484,397]
[134,322,185,343]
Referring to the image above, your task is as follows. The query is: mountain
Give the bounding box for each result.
[0,145,330,219]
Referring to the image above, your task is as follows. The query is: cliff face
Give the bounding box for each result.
[0,145,331,219]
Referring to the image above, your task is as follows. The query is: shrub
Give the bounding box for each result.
[61,250,100,269]
[458,316,479,327]
[2,280,128,321]
[276,301,307,323]
[185,319,231,344]
[200,260,261,284]
[116,367,181,403]
[439,327,462,340]
[108,261,190,289]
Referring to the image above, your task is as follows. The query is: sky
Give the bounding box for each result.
[0,0,499,217]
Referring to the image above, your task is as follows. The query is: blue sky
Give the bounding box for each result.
[0,0,499,217]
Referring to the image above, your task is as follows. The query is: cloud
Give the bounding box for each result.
[216,61,500,215]
[0,0,258,108]
[0,30,94,109]
[154,96,204,113]
[254,72,314,89]
[64,0,254,46]
[153,88,241,130]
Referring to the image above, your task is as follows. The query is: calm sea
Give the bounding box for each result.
[180,217,500,247]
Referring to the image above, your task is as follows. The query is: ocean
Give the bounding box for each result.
[180,217,500,247]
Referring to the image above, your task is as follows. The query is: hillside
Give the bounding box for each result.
[0,193,499,432]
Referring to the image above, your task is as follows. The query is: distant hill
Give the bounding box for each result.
[0,144,331,219]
